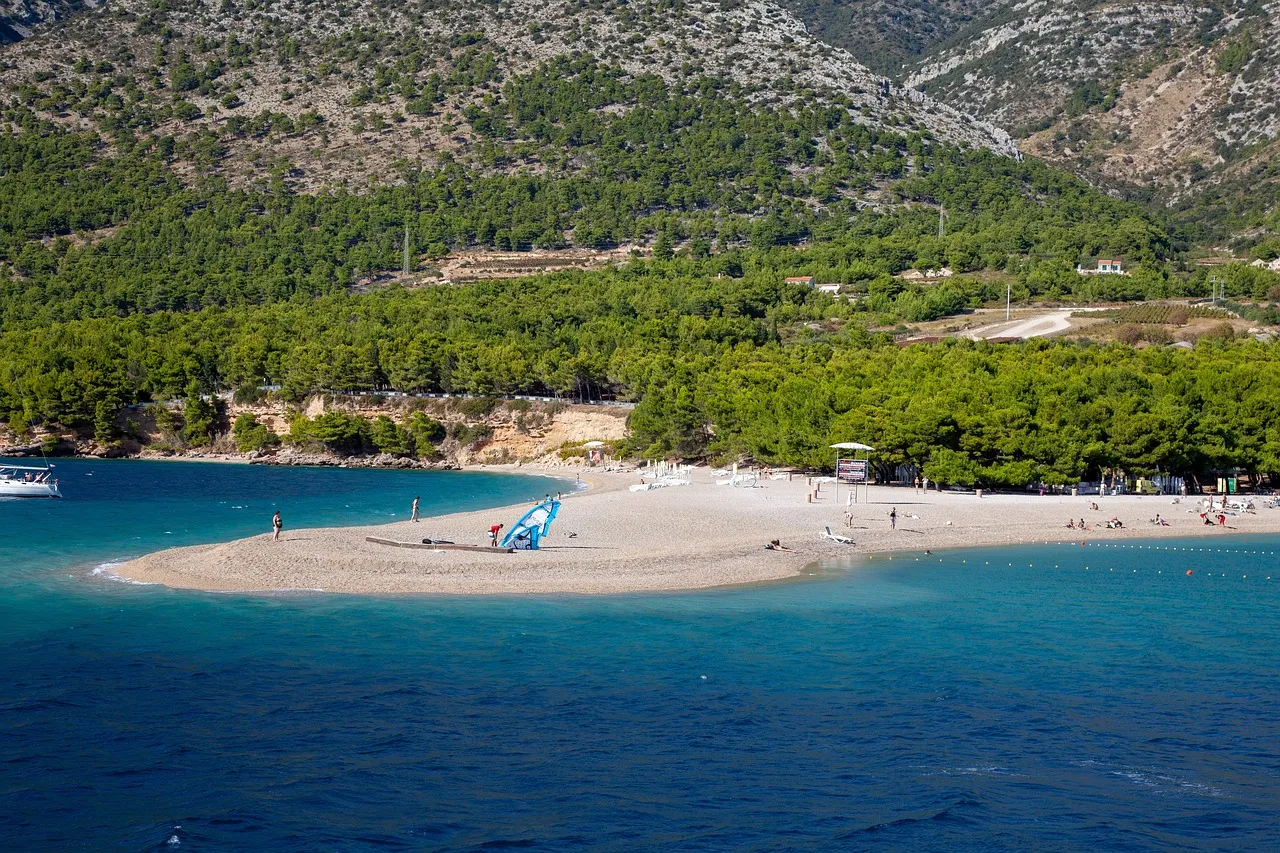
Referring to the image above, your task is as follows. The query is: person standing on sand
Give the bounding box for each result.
[272,510,282,542]
[489,523,504,546]
[411,496,420,522]
[914,475,921,494]
[922,476,929,492]
[889,507,897,530]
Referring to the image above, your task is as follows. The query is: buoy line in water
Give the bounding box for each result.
[1072,543,1277,556]
[873,545,1276,580]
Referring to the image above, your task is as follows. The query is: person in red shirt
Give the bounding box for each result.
[489,523,504,546]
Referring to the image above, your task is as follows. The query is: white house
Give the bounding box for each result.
[784,275,816,287]
[1251,258,1280,273]
[815,283,841,296]
[1077,258,1127,276]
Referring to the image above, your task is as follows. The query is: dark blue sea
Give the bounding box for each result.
[2,460,1278,851]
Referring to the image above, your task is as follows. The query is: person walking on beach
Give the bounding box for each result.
[914,475,921,494]
[271,510,282,542]
[411,496,421,522]
[889,507,897,531]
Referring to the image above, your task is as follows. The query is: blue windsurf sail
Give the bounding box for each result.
[500,499,561,550]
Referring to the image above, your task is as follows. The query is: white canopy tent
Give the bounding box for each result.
[830,442,874,504]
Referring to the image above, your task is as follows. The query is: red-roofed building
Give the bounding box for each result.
[1077,259,1126,275]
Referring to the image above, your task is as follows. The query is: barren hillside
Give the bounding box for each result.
[893,0,1280,234]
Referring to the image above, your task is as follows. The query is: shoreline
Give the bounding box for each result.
[112,467,1280,596]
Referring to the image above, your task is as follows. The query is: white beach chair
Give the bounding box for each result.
[821,526,855,545]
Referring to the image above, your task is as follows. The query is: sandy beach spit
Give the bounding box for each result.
[115,468,1280,595]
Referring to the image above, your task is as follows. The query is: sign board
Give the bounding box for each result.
[837,459,868,483]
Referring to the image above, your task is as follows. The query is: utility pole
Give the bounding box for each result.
[938,205,946,239]
[1209,274,1224,304]
[1006,282,1011,321]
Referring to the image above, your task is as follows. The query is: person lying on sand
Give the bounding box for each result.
[764,539,795,552]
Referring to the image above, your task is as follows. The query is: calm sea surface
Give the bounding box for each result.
[2,460,1278,851]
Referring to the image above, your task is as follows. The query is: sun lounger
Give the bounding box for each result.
[821,526,855,545]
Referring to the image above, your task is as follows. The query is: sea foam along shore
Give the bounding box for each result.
[114,468,1280,595]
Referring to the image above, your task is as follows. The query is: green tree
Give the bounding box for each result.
[7,410,30,440]
[93,399,119,445]
[182,381,217,446]
[232,412,279,452]
[652,230,675,261]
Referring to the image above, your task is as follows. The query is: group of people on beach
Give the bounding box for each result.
[1066,516,1125,530]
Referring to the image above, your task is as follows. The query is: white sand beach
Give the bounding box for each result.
[115,468,1280,594]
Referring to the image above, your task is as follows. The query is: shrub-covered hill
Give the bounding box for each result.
[0,55,1177,329]
[0,0,1014,191]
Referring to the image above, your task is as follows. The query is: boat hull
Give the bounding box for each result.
[0,480,61,498]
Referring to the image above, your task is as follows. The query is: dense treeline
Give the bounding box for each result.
[629,337,1280,486]
[3,269,1279,484]
[0,59,1181,329]
[4,57,1279,486]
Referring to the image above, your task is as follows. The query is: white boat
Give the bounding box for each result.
[0,462,63,498]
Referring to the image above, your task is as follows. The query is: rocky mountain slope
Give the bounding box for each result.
[0,0,1015,191]
[781,0,1010,74]
[893,0,1279,242]
[5,0,1277,249]
[0,0,85,42]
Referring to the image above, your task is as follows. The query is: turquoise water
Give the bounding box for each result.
[2,461,1279,850]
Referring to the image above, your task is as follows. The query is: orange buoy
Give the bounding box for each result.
[1186,570,1193,576]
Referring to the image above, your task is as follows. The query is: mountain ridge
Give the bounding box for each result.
[0,0,1016,193]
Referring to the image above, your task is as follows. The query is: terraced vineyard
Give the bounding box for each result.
[1096,304,1231,325]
